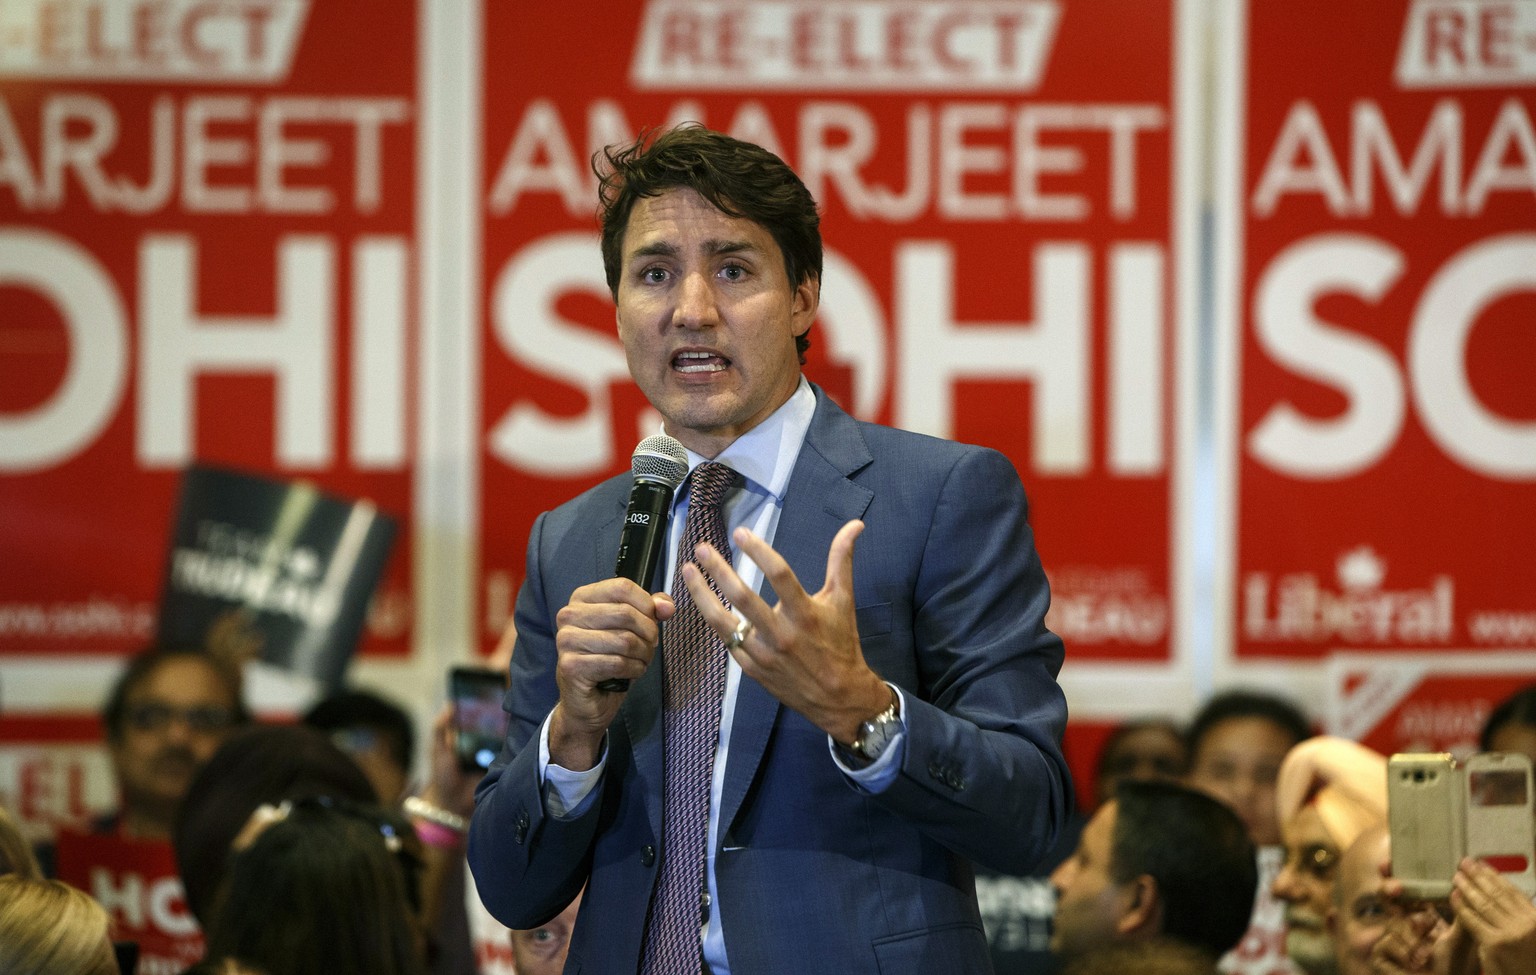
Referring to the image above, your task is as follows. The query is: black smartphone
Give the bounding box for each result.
[450,666,509,772]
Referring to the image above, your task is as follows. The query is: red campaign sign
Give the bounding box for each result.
[0,0,419,658]
[1326,654,1536,757]
[55,828,205,975]
[478,0,1188,661]
[1222,0,1536,659]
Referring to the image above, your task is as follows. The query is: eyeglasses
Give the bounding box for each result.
[124,702,237,733]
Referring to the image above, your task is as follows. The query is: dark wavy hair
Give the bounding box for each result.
[595,124,822,362]
[1185,689,1312,758]
[173,725,376,925]
[1481,683,1536,751]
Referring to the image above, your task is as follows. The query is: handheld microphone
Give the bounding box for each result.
[596,434,689,692]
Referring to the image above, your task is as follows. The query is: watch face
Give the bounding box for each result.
[857,713,898,760]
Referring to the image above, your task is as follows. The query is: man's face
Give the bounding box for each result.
[1330,826,1390,975]
[1187,716,1294,846]
[1050,802,1131,960]
[615,187,818,459]
[110,656,239,834]
[511,888,583,975]
[1270,805,1341,975]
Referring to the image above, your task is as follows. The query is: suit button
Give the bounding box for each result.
[641,845,656,867]
[947,772,965,791]
[515,812,530,843]
[927,761,944,780]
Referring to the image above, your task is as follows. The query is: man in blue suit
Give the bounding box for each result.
[468,124,1071,975]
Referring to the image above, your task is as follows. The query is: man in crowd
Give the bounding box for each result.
[1050,780,1258,969]
[1270,737,1387,975]
[510,889,583,975]
[468,124,1071,974]
[1329,824,1390,975]
[101,645,250,840]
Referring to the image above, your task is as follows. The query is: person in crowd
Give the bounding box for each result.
[303,688,418,805]
[1186,690,1312,849]
[1371,858,1536,975]
[1481,683,1536,764]
[1050,779,1257,968]
[468,123,1071,974]
[0,874,119,975]
[1094,717,1190,809]
[510,887,584,975]
[101,645,251,840]
[404,700,485,975]
[0,803,43,879]
[976,716,1186,975]
[173,723,377,927]
[1185,689,1312,975]
[189,798,428,975]
[1366,689,1536,975]
[1269,736,1387,975]
[1328,823,1390,975]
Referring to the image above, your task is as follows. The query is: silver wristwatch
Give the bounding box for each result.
[851,686,902,762]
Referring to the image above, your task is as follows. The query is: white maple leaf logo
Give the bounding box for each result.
[1337,546,1386,591]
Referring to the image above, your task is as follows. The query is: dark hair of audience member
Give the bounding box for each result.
[100,644,250,742]
[1185,689,1312,754]
[1480,683,1536,752]
[201,800,427,975]
[0,875,119,975]
[0,803,43,880]
[302,689,417,773]
[1111,779,1259,959]
[174,723,376,925]
[1094,718,1189,802]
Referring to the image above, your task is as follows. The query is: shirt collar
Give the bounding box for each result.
[667,379,815,502]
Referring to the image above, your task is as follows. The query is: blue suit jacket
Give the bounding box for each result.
[469,389,1071,975]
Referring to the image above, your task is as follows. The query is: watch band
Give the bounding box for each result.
[851,684,902,761]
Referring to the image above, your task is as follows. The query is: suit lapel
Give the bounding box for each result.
[718,391,875,836]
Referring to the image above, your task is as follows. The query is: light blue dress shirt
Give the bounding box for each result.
[537,379,908,974]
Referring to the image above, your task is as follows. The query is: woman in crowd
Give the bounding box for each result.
[188,797,428,975]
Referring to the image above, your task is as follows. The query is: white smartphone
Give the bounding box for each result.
[1388,753,1464,900]
[1464,752,1536,897]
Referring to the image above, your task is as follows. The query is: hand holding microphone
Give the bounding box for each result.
[596,434,689,693]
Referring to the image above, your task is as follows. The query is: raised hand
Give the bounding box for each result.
[680,519,890,745]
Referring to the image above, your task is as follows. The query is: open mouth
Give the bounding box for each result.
[674,350,730,374]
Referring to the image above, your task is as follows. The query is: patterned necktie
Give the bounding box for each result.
[640,461,736,975]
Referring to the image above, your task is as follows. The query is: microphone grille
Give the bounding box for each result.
[632,435,688,488]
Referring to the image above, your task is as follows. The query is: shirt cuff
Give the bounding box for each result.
[828,684,908,793]
[537,710,606,819]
